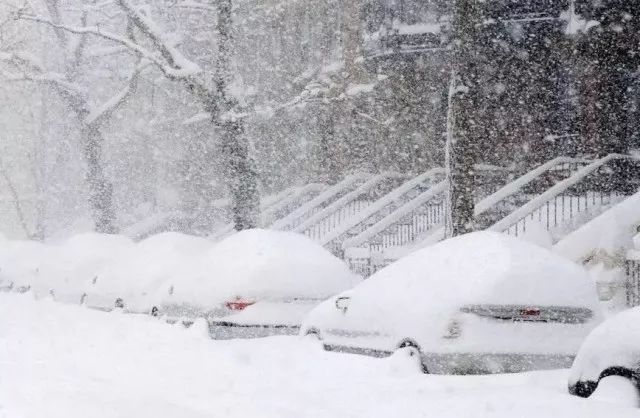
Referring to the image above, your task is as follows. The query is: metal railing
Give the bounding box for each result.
[321,168,446,255]
[295,173,406,242]
[490,154,640,240]
[260,183,327,227]
[626,258,640,307]
[341,164,512,256]
[269,174,370,231]
[501,190,621,238]
[475,157,592,229]
[343,181,447,252]
[303,199,371,241]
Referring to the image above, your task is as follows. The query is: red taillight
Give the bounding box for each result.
[225,299,255,311]
[519,308,541,316]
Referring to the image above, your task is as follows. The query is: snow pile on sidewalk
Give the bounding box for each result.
[1,292,637,418]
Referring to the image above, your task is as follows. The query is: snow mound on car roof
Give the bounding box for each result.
[168,229,358,306]
[344,231,600,333]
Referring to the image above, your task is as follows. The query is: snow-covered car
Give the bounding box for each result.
[568,307,640,399]
[301,231,603,374]
[83,232,211,314]
[159,229,360,338]
[0,238,45,293]
[0,233,134,302]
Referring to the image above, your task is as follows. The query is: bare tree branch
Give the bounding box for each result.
[0,155,34,239]
[18,14,193,79]
[115,0,200,73]
[85,60,148,127]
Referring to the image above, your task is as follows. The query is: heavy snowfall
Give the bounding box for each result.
[2,0,640,417]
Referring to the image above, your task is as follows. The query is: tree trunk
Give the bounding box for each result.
[220,119,260,230]
[214,0,260,231]
[82,126,117,234]
[445,0,482,238]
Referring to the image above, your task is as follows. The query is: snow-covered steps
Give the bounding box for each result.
[339,155,637,276]
[475,157,592,229]
[489,154,640,243]
[342,180,447,254]
[212,183,329,240]
[261,183,328,227]
[381,158,595,255]
[320,168,446,256]
[292,173,407,242]
[269,173,373,231]
[550,190,640,308]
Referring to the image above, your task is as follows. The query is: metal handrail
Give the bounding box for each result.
[294,172,406,241]
[320,168,446,249]
[260,183,326,227]
[626,258,640,307]
[269,174,370,230]
[342,180,447,249]
[490,154,640,236]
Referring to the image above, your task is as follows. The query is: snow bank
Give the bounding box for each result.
[2,292,637,418]
[167,229,358,307]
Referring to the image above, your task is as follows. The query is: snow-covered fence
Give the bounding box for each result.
[293,173,406,242]
[490,154,640,242]
[269,174,371,231]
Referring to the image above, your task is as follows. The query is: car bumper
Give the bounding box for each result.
[322,341,575,374]
[208,321,300,339]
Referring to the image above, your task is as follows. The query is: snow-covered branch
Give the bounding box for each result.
[0,51,86,102]
[0,154,34,239]
[85,61,147,127]
[175,1,217,13]
[19,14,192,79]
[114,0,201,76]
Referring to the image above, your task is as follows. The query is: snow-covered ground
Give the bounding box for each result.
[1,293,637,418]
